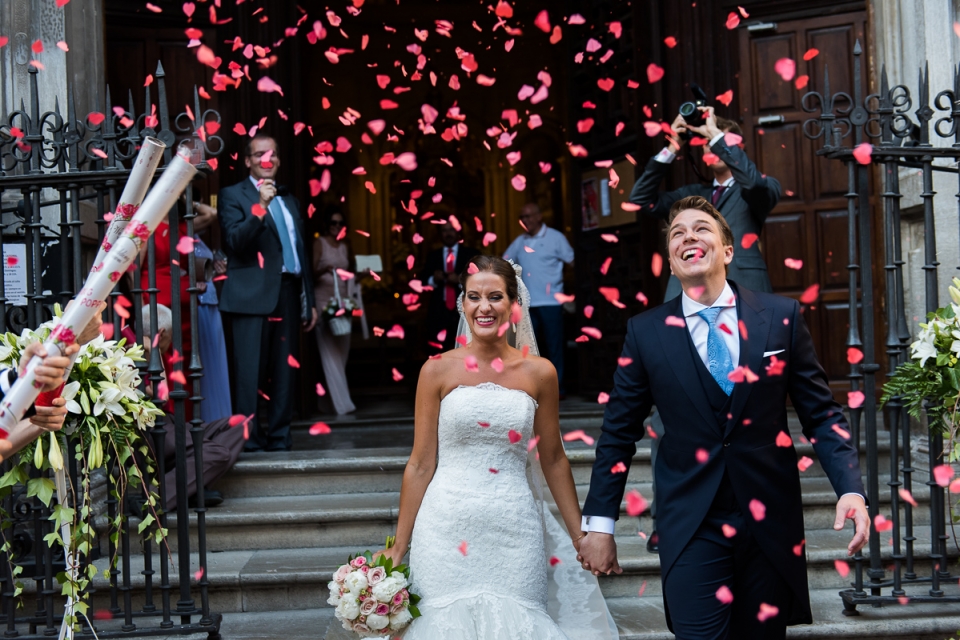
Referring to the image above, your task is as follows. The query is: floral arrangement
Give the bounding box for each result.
[0,307,165,628]
[882,278,960,494]
[322,293,357,319]
[327,537,420,637]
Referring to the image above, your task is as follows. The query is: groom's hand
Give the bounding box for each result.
[577,532,622,576]
[834,494,869,555]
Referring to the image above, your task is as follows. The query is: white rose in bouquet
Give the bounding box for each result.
[366,613,389,631]
[344,571,368,595]
[337,596,361,620]
[371,576,404,602]
[389,608,413,630]
[326,581,342,606]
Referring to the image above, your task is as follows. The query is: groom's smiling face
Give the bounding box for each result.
[667,208,734,284]
[463,272,512,339]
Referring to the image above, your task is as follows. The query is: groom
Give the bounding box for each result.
[578,195,869,639]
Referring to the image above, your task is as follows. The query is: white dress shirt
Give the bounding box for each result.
[655,132,726,164]
[426,244,458,288]
[581,280,863,534]
[250,176,301,274]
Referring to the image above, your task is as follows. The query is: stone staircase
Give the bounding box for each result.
[90,406,960,639]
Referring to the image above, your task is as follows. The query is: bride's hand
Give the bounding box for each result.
[373,545,407,567]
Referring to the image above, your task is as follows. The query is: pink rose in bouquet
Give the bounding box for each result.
[367,566,386,586]
[350,556,367,569]
[359,599,378,616]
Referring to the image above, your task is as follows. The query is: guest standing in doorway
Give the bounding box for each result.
[313,208,366,415]
[418,219,480,352]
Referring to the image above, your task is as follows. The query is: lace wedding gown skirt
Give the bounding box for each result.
[401,383,617,639]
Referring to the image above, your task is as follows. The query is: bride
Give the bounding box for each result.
[374,256,617,639]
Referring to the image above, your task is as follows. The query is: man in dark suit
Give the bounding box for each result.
[578,196,868,639]
[631,106,782,550]
[418,220,480,352]
[630,106,780,301]
[218,134,316,452]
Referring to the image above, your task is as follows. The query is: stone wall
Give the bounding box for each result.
[872,0,960,331]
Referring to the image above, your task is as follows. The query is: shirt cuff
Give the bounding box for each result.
[654,147,676,164]
[709,132,725,147]
[426,275,436,288]
[841,492,866,503]
[581,515,616,535]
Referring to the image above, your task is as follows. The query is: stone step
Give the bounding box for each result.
[87,529,956,618]
[217,431,893,498]
[174,475,936,553]
[144,590,959,640]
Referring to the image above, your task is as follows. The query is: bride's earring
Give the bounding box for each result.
[512,322,517,332]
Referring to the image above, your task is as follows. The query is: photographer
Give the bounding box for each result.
[630,105,780,301]
[629,104,781,553]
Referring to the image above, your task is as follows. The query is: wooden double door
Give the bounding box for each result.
[736,11,879,397]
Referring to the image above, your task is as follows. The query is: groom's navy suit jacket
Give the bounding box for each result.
[583,282,865,626]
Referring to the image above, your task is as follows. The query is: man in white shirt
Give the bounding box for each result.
[503,203,574,396]
[578,195,868,639]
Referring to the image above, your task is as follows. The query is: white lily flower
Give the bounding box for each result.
[93,387,125,417]
[61,381,83,414]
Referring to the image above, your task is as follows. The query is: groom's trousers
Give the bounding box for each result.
[663,477,791,640]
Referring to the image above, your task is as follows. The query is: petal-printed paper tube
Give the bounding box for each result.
[0,150,197,437]
[91,136,166,273]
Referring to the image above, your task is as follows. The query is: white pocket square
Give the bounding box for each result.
[763,349,785,357]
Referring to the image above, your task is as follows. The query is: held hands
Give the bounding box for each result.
[835,494,869,556]
[21,342,78,392]
[577,532,622,576]
[258,179,277,210]
[30,397,68,432]
[373,544,407,568]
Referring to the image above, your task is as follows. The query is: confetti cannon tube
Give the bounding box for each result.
[0,151,197,437]
[91,136,166,273]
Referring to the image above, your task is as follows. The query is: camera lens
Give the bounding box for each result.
[679,102,697,118]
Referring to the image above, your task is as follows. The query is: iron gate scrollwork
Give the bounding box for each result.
[0,60,223,638]
[803,40,960,612]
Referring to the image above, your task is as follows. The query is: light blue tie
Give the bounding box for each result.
[696,307,735,395]
[269,198,299,274]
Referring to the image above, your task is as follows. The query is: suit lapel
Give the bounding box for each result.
[652,297,720,429]
[724,283,773,437]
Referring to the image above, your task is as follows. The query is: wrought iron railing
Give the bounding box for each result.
[802,40,960,612]
[0,61,222,637]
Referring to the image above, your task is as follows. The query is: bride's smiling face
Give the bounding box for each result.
[463,272,514,340]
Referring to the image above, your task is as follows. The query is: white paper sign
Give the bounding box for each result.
[3,244,27,306]
[356,254,383,273]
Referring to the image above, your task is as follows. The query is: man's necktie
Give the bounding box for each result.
[696,307,734,395]
[268,198,299,274]
[711,185,727,206]
[444,249,456,311]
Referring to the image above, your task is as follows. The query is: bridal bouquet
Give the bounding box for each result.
[327,537,421,637]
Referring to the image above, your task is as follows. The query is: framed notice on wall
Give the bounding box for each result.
[580,160,635,229]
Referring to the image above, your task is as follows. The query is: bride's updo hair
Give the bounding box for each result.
[460,255,519,302]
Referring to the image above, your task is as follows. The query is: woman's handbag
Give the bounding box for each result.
[327,280,353,336]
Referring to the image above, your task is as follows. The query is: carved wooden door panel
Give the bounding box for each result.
[737,12,875,397]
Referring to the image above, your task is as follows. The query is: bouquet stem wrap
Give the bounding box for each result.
[90,137,165,274]
[0,150,197,438]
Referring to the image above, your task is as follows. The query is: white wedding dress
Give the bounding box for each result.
[401,382,618,639]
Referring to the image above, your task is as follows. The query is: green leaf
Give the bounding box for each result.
[26,477,55,506]
[408,604,421,618]
[138,514,155,534]
[0,466,28,489]
[409,593,421,605]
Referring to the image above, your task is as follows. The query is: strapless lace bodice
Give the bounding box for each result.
[430,382,539,488]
